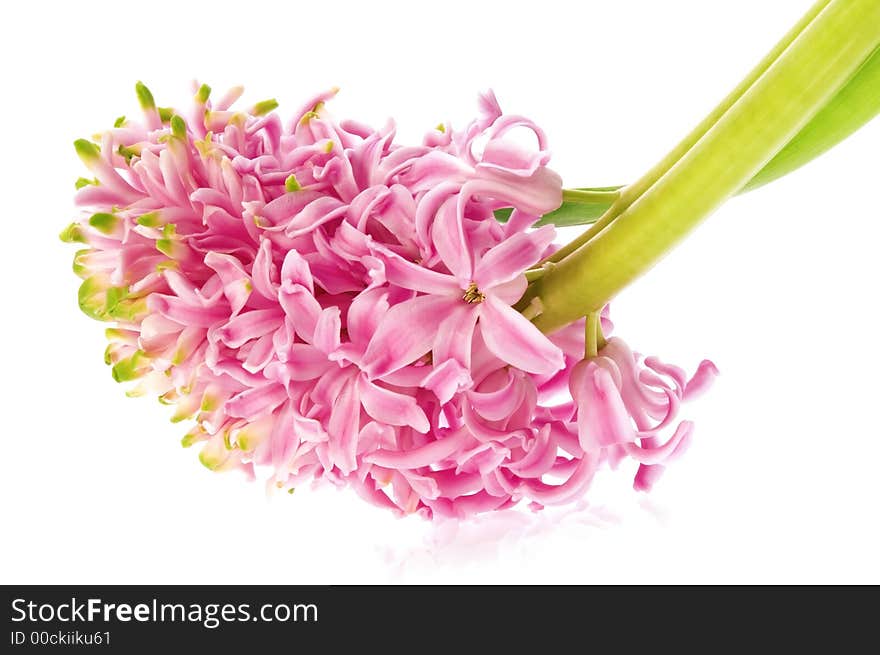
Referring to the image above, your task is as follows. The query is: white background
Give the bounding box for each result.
[1,0,877,584]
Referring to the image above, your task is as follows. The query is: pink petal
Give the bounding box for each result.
[461,402,527,444]
[463,166,562,217]
[286,344,333,381]
[479,138,546,177]
[215,309,282,348]
[449,491,511,518]
[227,383,288,420]
[148,294,227,328]
[357,375,430,433]
[365,427,470,469]
[363,295,457,379]
[684,360,720,401]
[455,442,510,476]
[242,333,276,373]
[369,244,459,295]
[422,359,472,405]
[522,456,596,505]
[484,275,527,306]
[479,295,564,375]
[204,252,252,316]
[251,239,278,300]
[328,379,360,475]
[280,249,314,294]
[261,189,324,225]
[431,196,472,283]
[506,424,558,477]
[624,421,694,465]
[285,197,348,238]
[468,370,525,421]
[570,360,637,451]
[270,400,297,470]
[313,306,341,354]
[634,463,666,492]
[433,302,479,369]
[473,225,556,290]
[279,286,322,343]
[346,287,390,349]
[351,478,403,516]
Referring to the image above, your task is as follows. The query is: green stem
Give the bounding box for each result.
[524,41,880,238]
[585,312,601,358]
[562,188,620,205]
[743,43,880,191]
[527,0,880,333]
[543,0,832,265]
[525,267,549,282]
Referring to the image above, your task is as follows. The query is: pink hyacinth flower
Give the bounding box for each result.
[62,81,718,519]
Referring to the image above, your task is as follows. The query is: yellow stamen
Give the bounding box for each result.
[462,282,485,304]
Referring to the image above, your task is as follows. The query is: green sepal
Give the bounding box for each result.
[106,296,148,322]
[135,81,156,110]
[136,211,161,227]
[59,222,86,243]
[103,285,129,316]
[74,139,101,163]
[72,249,91,278]
[77,276,110,321]
[170,114,187,140]
[117,144,140,163]
[284,174,301,192]
[111,350,147,383]
[181,427,206,448]
[196,83,211,104]
[252,99,279,116]
[156,239,175,257]
[88,212,118,234]
[156,224,182,257]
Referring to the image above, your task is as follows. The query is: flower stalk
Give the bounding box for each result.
[526,0,880,333]
[543,0,833,265]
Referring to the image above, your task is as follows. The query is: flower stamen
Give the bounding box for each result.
[462,282,485,304]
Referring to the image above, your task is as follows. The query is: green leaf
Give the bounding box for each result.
[494,187,620,227]
[744,44,880,191]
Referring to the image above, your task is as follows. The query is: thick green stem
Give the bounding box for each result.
[528,0,880,333]
[744,44,880,191]
[544,0,831,265]
[522,41,880,243]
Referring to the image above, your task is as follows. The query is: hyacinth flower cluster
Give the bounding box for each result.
[63,0,880,519]
[62,82,715,518]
